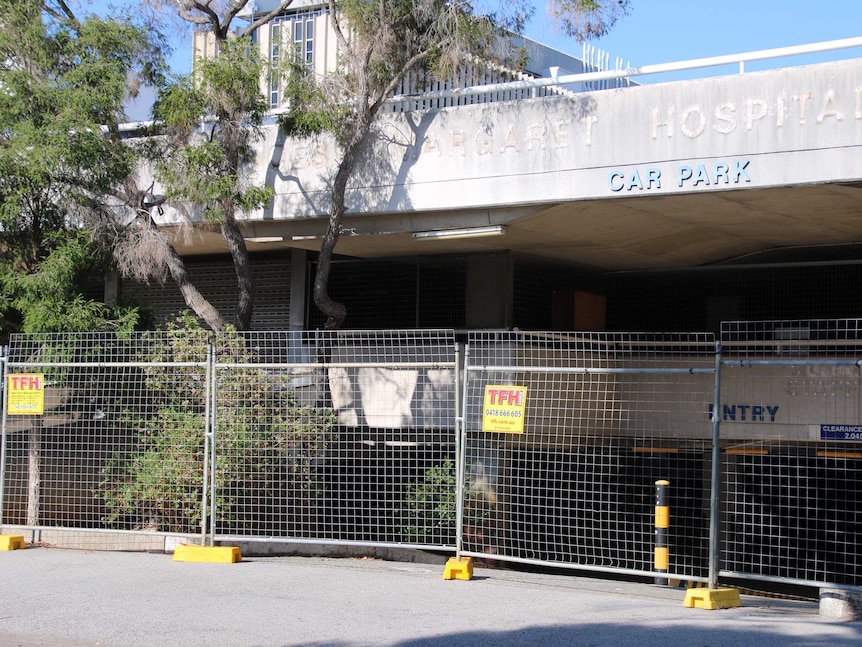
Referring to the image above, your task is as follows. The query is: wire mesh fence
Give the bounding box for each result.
[0,330,211,548]
[211,329,459,549]
[3,324,862,590]
[720,320,862,587]
[460,331,717,580]
[0,329,459,551]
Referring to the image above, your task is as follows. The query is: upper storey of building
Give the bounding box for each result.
[192,0,634,112]
[178,11,862,273]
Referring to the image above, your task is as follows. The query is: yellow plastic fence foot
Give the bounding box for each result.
[173,544,242,564]
[443,557,473,580]
[0,535,26,551]
[683,587,742,610]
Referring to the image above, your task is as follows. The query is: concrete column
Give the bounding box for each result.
[465,252,512,329]
[289,249,307,331]
[104,270,119,307]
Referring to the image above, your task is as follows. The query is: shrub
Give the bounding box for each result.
[403,457,457,544]
[100,314,336,534]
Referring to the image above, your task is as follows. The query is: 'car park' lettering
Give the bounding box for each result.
[608,159,750,192]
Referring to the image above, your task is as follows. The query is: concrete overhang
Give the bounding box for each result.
[170,180,862,271]
[162,58,862,272]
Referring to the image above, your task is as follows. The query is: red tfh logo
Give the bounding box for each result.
[10,375,43,390]
[487,388,523,406]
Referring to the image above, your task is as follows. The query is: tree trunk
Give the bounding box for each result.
[313,209,348,330]
[313,107,375,330]
[220,211,254,331]
[27,418,41,526]
[163,242,228,332]
[127,196,228,332]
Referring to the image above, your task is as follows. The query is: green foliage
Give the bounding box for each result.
[548,0,632,40]
[150,76,208,132]
[0,5,155,339]
[152,37,274,223]
[194,38,270,124]
[278,57,352,141]
[100,314,337,534]
[0,230,140,335]
[403,458,457,543]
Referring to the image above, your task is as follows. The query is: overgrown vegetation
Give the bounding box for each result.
[100,314,336,534]
[403,457,458,544]
[0,2,155,341]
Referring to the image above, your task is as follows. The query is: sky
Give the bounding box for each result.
[84,0,862,79]
[525,0,862,84]
[83,0,862,118]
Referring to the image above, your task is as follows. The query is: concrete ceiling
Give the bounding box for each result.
[173,181,862,272]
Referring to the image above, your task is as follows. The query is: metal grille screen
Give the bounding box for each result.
[306,259,466,330]
[123,256,291,330]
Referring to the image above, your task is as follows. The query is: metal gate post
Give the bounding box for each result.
[208,343,218,547]
[200,343,214,546]
[0,347,7,526]
[708,341,722,589]
[684,340,741,609]
[454,341,467,561]
[445,340,474,580]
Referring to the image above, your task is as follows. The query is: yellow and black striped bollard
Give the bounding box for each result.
[655,479,670,585]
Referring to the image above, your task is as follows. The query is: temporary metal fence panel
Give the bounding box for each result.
[4,323,862,592]
[460,331,717,580]
[0,331,211,547]
[720,320,862,588]
[211,329,459,550]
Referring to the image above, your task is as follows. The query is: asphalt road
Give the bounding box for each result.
[0,548,860,647]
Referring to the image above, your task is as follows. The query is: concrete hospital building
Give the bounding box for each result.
[115,0,862,588]
[124,2,862,342]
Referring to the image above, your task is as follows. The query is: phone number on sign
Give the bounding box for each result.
[485,409,522,418]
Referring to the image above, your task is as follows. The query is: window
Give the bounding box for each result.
[269,23,281,107]
[260,9,326,108]
[294,18,314,66]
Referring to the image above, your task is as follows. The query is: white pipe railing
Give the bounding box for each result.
[118,37,862,131]
[385,37,862,105]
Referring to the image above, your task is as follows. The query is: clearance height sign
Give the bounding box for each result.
[7,374,45,416]
[482,385,528,434]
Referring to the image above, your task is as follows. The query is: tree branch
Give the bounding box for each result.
[328,0,351,56]
[43,0,79,29]
[243,1,297,36]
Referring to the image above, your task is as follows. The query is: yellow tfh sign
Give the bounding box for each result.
[7,374,45,416]
[482,385,528,434]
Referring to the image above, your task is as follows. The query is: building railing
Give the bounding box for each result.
[117,37,862,133]
[385,37,862,106]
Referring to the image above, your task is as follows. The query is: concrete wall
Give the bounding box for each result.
[221,59,862,223]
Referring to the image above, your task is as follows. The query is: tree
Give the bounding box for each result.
[110,1,299,332]
[0,1,153,340]
[281,0,631,329]
[151,37,278,332]
[99,313,336,534]
[0,0,163,525]
[548,0,632,40]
